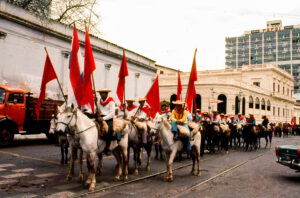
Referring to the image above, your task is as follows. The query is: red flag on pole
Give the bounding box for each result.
[177,71,182,100]
[83,25,96,113]
[186,49,198,113]
[116,50,129,105]
[145,76,161,119]
[36,50,58,119]
[69,25,85,106]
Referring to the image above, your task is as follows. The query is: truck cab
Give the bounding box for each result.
[0,84,26,146]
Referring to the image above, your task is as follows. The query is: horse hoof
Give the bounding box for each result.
[123,175,128,181]
[168,176,173,182]
[114,176,121,181]
[66,175,72,181]
[60,160,64,165]
[146,166,150,172]
[89,185,95,191]
[134,169,139,175]
[79,175,84,182]
[197,172,201,177]
[96,170,102,176]
[190,171,195,176]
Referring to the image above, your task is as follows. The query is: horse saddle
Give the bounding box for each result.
[177,125,190,137]
[213,125,220,133]
[94,120,108,138]
[220,124,229,133]
[236,124,242,130]
[252,126,258,135]
[113,118,129,136]
[134,120,147,131]
[188,122,200,137]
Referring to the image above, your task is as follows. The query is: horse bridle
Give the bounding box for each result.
[56,110,96,134]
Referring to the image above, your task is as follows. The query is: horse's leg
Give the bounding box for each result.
[159,143,163,159]
[78,148,84,182]
[66,146,76,181]
[121,146,128,181]
[112,147,122,181]
[155,143,159,160]
[96,152,103,175]
[269,133,272,148]
[168,149,177,182]
[60,144,64,164]
[64,142,69,164]
[164,152,170,181]
[87,152,97,191]
[133,146,139,175]
[146,142,152,171]
[190,149,196,175]
[265,134,268,148]
[196,144,201,176]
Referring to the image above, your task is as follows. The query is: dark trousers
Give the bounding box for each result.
[105,119,114,148]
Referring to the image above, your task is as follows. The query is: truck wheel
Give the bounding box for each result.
[0,127,14,147]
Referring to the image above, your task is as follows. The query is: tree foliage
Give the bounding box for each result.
[7,0,101,35]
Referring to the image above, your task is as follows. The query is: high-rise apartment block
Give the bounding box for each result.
[225,20,300,93]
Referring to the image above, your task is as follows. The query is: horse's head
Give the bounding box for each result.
[49,114,57,134]
[150,113,163,136]
[55,103,77,134]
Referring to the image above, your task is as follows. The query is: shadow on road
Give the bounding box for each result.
[273,174,300,184]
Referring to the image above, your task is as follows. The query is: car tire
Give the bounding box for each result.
[0,126,14,147]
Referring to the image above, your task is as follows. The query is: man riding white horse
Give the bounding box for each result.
[161,102,171,120]
[171,100,191,151]
[133,98,150,145]
[96,88,117,154]
[125,99,137,120]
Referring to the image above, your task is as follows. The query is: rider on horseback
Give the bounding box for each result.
[97,88,117,154]
[212,111,221,126]
[125,99,137,120]
[161,102,171,120]
[133,98,150,145]
[259,115,269,131]
[170,100,191,150]
[195,109,204,121]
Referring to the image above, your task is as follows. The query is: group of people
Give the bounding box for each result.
[92,89,272,154]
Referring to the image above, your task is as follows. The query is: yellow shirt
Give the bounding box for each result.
[171,108,188,124]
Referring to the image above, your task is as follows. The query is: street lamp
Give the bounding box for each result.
[210,88,215,113]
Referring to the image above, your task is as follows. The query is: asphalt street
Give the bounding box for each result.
[0,134,299,198]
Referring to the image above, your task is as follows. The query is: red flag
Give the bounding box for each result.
[186,49,198,113]
[177,71,182,100]
[36,50,57,119]
[83,26,96,113]
[69,25,85,106]
[116,51,129,105]
[145,76,161,119]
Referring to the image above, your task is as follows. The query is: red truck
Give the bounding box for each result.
[0,84,63,147]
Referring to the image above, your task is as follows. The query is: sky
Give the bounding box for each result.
[97,0,300,71]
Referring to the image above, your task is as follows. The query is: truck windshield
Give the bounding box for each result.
[0,88,6,104]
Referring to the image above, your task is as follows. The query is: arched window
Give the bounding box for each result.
[255,97,260,109]
[267,100,271,111]
[261,98,266,110]
[249,96,253,108]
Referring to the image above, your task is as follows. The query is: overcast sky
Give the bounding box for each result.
[97,0,300,71]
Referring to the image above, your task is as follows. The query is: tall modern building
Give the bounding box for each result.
[225,20,300,94]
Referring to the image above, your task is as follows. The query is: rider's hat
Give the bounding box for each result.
[203,112,208,115]
[138,97,146,102]
[160,101,169,107]
[238,113,242,116]
[249,113,254,116]
[196,109,201,112]
[220,113,225,116]
[212,110,218,113]
[172,100,184,105]
[97,88,111,93]
[126,99,135,102]
[262,115,266,119]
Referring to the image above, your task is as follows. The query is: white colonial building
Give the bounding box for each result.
[0,1,156,103]
[158,63,296,124]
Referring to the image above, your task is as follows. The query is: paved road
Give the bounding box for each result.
[0,134,299,198]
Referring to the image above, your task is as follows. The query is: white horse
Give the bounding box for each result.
[150,114,201,181]
[56,104,98,191]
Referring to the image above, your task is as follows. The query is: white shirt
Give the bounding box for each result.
[136,106,149,121]
[125,106,137,118]
[99,97,115,120]
[212,115,221,124]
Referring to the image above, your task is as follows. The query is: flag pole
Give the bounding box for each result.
[44,47,67,104]
[123,50,126,119]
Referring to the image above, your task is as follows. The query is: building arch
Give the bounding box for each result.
[235,96,240,114]
[195,94,201,110]
[267,100,271,111]
[249,96,253,108]
[261,98,266,110]
[255,97,260,109]
[217,94,227,114]
[242,97,246,115]
[170,94,177,110]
